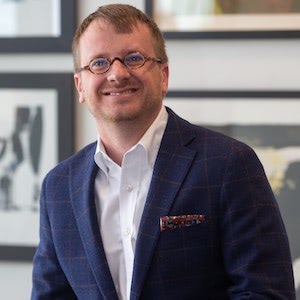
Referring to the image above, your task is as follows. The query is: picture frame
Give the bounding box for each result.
[146,0,300,39]
[164,90,300,296]
[0,0,76,53]
[0,73,74,261]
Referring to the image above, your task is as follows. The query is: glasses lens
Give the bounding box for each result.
[124,53,145,68]
[90,57,109,73]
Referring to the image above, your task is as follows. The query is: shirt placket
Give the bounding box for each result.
[119,147,143,299]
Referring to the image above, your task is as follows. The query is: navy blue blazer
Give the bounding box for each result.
[32,108,295,299]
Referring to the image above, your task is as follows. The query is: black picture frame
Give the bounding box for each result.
[0,73,74,261]
[166,90,300,98]
[0,1,76,53]
[145,0,300,39]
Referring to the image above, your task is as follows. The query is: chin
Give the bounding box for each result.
[102,109,140,123]
[95,100,161,123]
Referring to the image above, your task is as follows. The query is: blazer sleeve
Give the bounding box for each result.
[31,175,77,300]
[220,144,295,299]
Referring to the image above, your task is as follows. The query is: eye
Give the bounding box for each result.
[90,57,109,70]
[124,53,145,67]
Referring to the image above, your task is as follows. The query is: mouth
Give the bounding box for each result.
[103,88,137,96]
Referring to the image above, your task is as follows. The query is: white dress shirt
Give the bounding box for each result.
[94,106,168,300]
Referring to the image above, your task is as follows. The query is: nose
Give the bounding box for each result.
[106,58,130,82]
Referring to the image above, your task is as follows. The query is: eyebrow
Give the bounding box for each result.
[88,49,145,61]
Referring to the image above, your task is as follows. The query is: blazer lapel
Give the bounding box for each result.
[131,109,197,299]
[69,144,118,300]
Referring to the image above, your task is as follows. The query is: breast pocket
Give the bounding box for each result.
[157,220,209,250]
[154,222,219,282]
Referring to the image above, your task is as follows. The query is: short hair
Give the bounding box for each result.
[72,4,168,72]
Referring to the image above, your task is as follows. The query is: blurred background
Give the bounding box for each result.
[0,0,299,298]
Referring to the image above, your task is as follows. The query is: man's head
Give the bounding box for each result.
[72,4,168,73]
[73,4,169,126]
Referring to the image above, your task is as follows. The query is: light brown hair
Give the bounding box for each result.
[72,4,168,72]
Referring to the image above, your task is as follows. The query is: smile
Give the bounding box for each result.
[104,89,137,96]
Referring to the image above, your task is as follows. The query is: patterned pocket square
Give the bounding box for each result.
[160,214,205,232]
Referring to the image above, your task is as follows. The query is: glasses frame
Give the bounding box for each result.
[78,52,162,75]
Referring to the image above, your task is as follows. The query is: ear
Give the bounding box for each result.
[74,73,85,104]
[161,64,169,96]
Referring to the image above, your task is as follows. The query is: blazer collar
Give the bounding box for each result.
[69,143,119,300]
[131,108,197,299]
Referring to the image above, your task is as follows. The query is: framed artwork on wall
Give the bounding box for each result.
[146,0,300,39]
[0,73,74,261]
[0,0,76,52]
[164,90,300,297]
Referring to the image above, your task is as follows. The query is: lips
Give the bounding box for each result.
[103,88,137,96]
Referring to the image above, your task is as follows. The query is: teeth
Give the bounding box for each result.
[108,90,133,96]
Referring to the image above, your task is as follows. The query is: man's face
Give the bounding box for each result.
[74,19,169,126]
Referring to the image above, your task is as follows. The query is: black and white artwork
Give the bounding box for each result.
[0,89,58,247]
[165,95,300,297]
[0,73,73,261]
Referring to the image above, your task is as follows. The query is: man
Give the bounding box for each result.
[31,4,295,299]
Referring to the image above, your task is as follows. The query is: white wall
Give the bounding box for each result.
[0,0,299,299]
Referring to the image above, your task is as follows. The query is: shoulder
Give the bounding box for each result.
[45,141,97,179]
[166,107,252,154]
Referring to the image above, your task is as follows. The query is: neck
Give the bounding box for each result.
[97,118,153,166]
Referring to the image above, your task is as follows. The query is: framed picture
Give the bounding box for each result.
[146,0,300,39]
[0,73,74,261]
[0,0,76,53]
[165,90,300,296]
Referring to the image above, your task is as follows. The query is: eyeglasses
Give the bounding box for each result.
[78,52,162,75]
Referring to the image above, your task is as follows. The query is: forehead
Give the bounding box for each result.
[78,19,154,59]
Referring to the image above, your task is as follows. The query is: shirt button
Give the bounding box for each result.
[126,185,133,192]
[125,228,131,236]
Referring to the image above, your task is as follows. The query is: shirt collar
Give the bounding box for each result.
[137,105,168,168]
[94,105,168,171]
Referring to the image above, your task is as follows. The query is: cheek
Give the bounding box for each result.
[80,83,97,105]
[83,78,103,97]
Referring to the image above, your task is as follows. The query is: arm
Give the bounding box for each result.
[31,176,76,300]
[221,145,295,299]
